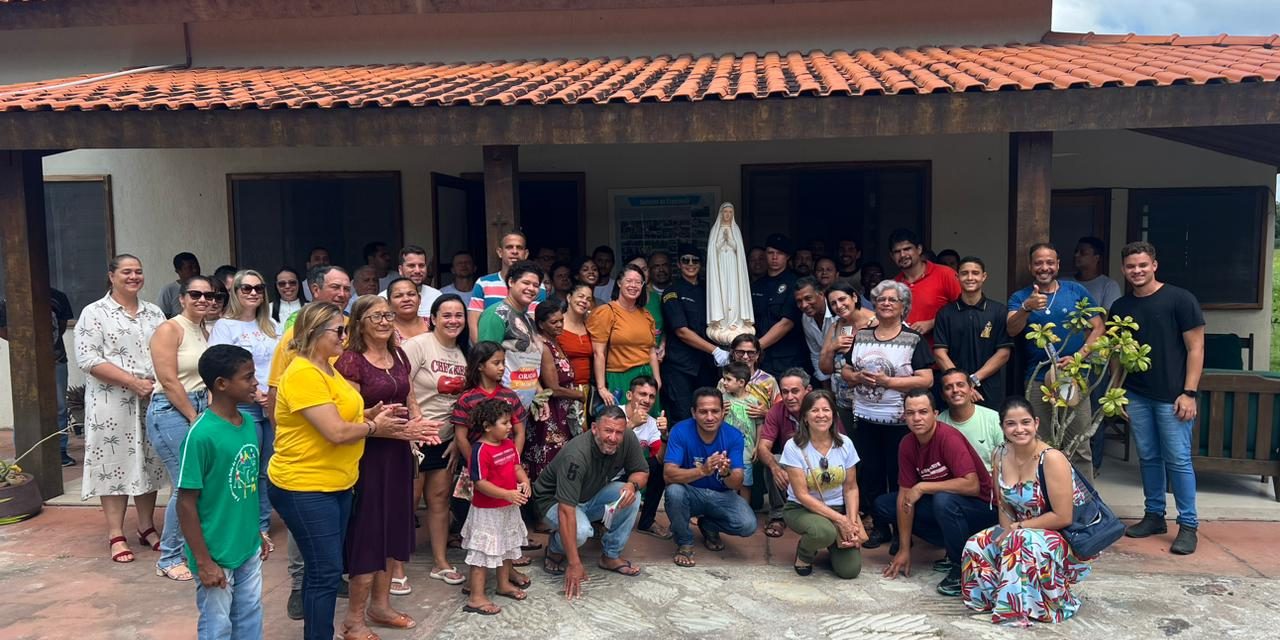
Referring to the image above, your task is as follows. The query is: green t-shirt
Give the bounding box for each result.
[646,286,665,347]
[938,405,1004,467]
[178,409,262,574]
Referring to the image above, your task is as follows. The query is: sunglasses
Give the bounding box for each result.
[679,256,701,265]
[732,349,759,358]
[185,290,220,301]
[818,457,832,485]
[323,326,348,339]
[363,312,396,323]
[276,280,299,287]
[238,284,266,295]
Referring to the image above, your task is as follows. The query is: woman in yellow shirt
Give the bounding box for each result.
[588,263,662,416]
[267,302,429,640]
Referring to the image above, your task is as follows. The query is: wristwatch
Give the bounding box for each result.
[1181,389,1198,399]
[969,374,982,388]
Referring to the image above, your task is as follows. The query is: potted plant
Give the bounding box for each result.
[0,429,66,525]
[1025,299,1152,455]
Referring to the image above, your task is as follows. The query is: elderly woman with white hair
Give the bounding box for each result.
[836,280,934,542]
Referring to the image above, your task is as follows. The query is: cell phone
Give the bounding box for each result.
[840,325,854,337]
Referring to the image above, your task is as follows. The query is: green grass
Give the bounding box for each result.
[1272,250,1280,371]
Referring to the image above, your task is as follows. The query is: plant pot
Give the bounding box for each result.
[0,473,43,525]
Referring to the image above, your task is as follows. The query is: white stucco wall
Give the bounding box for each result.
[1,129,1272,429]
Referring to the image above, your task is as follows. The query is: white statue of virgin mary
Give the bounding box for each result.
[706,202,755,345]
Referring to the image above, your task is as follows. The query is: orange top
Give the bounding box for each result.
[586,302,657,372]
[557,330,593,385]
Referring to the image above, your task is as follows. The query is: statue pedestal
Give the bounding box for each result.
[707,322,755,347]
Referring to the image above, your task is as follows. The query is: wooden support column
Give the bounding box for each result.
[1007,132,1053,294]
[0,150,62,499]
[482,145,520,273]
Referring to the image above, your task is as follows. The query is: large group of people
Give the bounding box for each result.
[33,222,1206,636]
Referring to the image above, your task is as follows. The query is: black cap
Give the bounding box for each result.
[765,233,794,255]
[676,243,702,259]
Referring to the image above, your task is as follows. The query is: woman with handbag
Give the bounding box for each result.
[961,396,1093,626]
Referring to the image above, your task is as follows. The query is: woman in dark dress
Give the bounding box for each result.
[335,295,441,637]
[526,298,586,483]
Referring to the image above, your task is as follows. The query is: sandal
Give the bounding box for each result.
[137,527,160,551]
[765,520,786,538]
[598,559,642,576]
[637,524,673,540]
[428,567,466,585]
[794,562,813,576]
[389,576,411,596]
[495,588,527,601]
[462,603,501,615]
[341,623,381,640]
[511,555,532,567]
[156,563,194,582]
[108,536,134,563]
[509,573,531,589]
[367,612,416,629]
[521,538,544,551]
[673,545,696,568]
[702,532,725,552]
[542,552,566,576]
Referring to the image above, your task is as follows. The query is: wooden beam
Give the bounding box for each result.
[482,145,520,273]
[0,151,63,500]
[0,0,851,30]
[0,82,1277,150]
[1007,131,1053,294]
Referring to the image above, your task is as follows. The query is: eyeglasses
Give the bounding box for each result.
[874,296,902,305]
[185,291,218,301]
[276,280,299,287]
[732,349,759,359]
[238,284,266,295]
[363,312,395,324]
[818,457,832,485]
[323,326,347,339]
[679,256,701,265]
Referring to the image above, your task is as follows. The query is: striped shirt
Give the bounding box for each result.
[468,272,547,314]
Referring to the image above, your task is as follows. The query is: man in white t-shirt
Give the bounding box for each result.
[620,376,671,540]
[377,244,441,316]
[936,368,1004,465]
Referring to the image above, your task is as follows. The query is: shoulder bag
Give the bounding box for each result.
[1037,453,1124,558]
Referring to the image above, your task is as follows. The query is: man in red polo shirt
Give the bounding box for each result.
[890,228,961,342]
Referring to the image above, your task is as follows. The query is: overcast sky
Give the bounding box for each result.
[1052,0,1280,194]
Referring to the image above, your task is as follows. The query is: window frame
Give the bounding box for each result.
[1126,185,1270,310]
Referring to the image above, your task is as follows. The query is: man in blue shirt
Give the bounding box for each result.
[663,387,758,567]
[1007,243,1104,479]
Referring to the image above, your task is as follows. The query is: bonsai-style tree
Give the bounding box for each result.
[1025,298,1152,456]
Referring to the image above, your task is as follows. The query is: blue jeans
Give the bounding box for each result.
[56,361,69,457]
[194,551,263,640]
[873,491,997,563]
[269,482,352,640]
[238,402,274,533]
[663,483,758,547]
[543,481,639,559]
[147,390,208,571]
[1127,391,1198,527]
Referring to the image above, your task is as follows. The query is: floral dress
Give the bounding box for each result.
[523,339,583,481]
[961,447,1093,626]
[75,293,168,499]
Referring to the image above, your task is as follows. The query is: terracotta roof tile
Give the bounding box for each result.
[2,32,1279,112]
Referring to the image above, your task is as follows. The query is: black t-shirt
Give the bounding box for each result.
[532,429,648,517]
[751,270,806,374]
[1110,284,1205,403]
[662,278,712,376]
[933,296,1013,408]
[0,289,73,363]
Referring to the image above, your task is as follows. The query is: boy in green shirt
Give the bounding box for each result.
[178,344,272,639]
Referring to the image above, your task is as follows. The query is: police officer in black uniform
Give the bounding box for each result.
[661,244,731,424]
[752,234,807,377]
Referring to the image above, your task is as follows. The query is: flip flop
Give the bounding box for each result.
[389,576,411,596]
[367,613,416,629]
[598,559,642,576]
[341,623,381,640]
[510,573,531,589]
[511,556,532,567]
[462,604,501,616]
[702,533,725,552]
[521,538,544,551]
[495,588,527,601]
[429,567,466,585]
[673,545,696,568]
[542,553,566,576]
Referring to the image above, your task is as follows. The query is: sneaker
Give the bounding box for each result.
[61,454,76,467]
[1125,512,1168,538]
[933,557,955,573]
[936,567,962,597]
[286,589,303,620]
[862,526,893,549]
[1170,525,1198,555]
